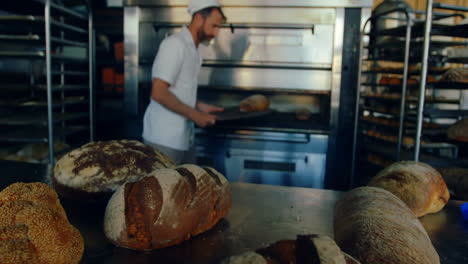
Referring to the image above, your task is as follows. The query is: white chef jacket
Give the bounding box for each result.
[142,26,202,151]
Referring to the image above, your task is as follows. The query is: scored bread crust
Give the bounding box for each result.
[334,187,439,264]
[53,140,175,199]
[103,164,232,250]
[368,161,449,217]
[239,94,270,112]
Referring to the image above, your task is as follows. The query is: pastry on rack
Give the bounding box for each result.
[0,182,83,264]
[447,118,468,142]
[53,140,175,200]
[439,68,468,83]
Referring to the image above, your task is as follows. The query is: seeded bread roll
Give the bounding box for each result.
[334,187,440,264]
[239,94,270,112]
[221,235,359,264]
[368,161,449,217]
[447,118,468,143]
[53,140,175,200]
[0,182,84,264]
[103,164,231,250]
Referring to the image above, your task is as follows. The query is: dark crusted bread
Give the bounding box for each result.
[334,187,439,264]
[368,161,449,217]
[439,68,468,83]
[103,164,231,250]
[221,234,358,264]
[0,182,84,264]
[53,140,175,200]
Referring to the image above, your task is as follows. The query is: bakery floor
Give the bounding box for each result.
[2,170,464,264]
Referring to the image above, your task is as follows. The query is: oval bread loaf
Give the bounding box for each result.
[103,164,232,250]
[0,182,84,264]
[334,186,439,264]
[368,161,449,217]
[53,140,175,200]
[239,94,270,112]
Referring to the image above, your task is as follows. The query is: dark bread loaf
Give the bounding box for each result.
[53,140,175,200]
[368,161,449,217]
[447,118,468,143]
[103,164,231,250]
[221,234,359,264]
[239,94,270,112]
[334,187,439,264]
[0,182,84,264]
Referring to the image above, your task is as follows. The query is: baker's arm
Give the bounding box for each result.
[151,78,216,127]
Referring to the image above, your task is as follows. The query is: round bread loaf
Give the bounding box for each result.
[239,94,270,112]
[103,164,232,250]
[334,186,439,264]
[222,234,358,264]
[0,182,84,264]
[53,140,175,200]
[368,161,449,217]
[439,68,468,83]
[447,118,468,142]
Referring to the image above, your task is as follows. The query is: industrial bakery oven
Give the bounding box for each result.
[123,0,372,190]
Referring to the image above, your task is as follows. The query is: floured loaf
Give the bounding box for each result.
[53,140,175,200]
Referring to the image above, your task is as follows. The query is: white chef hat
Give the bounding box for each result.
[188,0,221,16]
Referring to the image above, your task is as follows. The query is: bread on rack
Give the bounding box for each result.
[221,234,360,264]
[0,182,84,264]
[103,164,231,250]
[368,161,450,217]
[239,94,270,112]
[439,68,468,83]
[53,140,175,200]
[334,187,440,264]
[437,167,468,200]
[447,118,468,142]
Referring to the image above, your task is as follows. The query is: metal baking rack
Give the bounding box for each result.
[0,0,94,165]
[351,2,468,186]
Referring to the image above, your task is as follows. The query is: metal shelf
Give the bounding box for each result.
[0,112,88,126]
[0,15,87,37]
[0,51,88,63]
[361,94,460,104]
[374,23,468,38]
[429,82,468,90]
[0,126,88,143]
[0,97,87,108]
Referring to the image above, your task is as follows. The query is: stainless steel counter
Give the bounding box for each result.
[55,182,468,264]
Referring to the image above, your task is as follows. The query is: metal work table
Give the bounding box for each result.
[0,175,467,263]
[54,183,468,263]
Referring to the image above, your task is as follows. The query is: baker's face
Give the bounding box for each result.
[198,9,223,43]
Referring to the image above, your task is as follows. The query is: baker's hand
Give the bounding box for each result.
[197,102,224,114]
[193,111,217,128]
